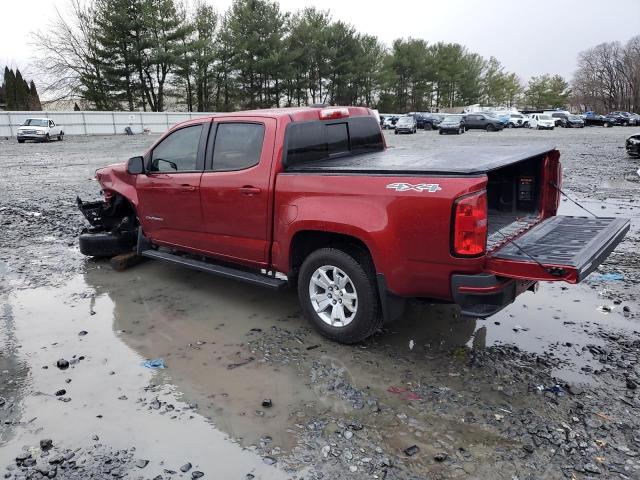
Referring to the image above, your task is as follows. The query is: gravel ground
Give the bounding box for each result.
[1,126,639,479]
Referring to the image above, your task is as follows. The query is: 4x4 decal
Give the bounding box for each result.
[386,182,442,193]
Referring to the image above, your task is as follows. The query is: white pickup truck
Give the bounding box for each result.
[17,118,64,143]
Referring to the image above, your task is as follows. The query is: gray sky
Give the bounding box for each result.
[2,0,639,83]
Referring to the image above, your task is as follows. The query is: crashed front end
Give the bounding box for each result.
[626,133,640,157]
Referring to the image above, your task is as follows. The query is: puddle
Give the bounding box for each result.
[0,271,287,479]
[1,246,638,474]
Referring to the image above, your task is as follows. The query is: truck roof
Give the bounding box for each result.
[286,144,557,175]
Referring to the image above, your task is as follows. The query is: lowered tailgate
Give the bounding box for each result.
[486,216,630,283]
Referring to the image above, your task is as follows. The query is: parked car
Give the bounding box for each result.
[604,112,627,126]
[438,114,466,134]
[528,114,555,130]
[626,132,640,157]
[611,111,640,126]
[561,114,585,128]
[546,112,568,127]
[17,118,64,143]
[628,113,640,126]
[464,113,504,131]
[394,115,417,134]
[507,113,529,128]
[583,112,613,127]
[76,105,629,344]
[383,116,399,129]
[408,112,441,130]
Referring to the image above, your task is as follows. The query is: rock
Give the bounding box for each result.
[583,463,601,474]
[16,452,32,463]
[567,384,584,395]
[135,459,149,468]
[523,444,535,453]
[349,465,358,472]
[78,331,88,336]
[404,445,419,456]
[262,456,276,465]
[55,389,66,396]
[343,430,353,440]
[434,452,447,462]
[180,463,192,473]
[56,359,69,370]
[261,399,272,408]
[191,472,204,479]
[40,439,53,451]
[245,475,255,480]
[321,445,331,458]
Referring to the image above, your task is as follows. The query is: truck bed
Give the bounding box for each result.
[285,144,556,175]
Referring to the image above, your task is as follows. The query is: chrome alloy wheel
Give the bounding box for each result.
[308,265,358,327]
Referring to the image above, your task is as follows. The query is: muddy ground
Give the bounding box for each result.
[1,126,639,479]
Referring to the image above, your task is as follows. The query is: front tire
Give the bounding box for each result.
[79,232,135,258]
[44,134,50,143]
[298,247,382,344]
[486,124,495,132]
[17,139,25,144]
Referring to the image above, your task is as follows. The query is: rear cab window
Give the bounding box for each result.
[284,115,383,168]
[209,123,265,171]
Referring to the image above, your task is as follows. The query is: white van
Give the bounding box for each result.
[528,113,555,130]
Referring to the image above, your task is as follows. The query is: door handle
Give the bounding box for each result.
[239,186,261,195]
[179,184,197,192]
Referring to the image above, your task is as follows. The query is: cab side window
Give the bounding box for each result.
[150,124,203,172]
[211,123,264,171]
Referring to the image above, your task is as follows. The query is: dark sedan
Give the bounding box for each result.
[438,115,466,134]
[464,113,504,131]
[627,133,640,157]
[562,114,585,128]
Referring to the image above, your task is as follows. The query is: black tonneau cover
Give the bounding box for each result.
[286,144,556,175]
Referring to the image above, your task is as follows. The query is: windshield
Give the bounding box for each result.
[511,114,523,118]
[443,115,462,123]
[22,119,49,127]
[397,117,412,125]
[568,115,581,121]
[539,115,552,120]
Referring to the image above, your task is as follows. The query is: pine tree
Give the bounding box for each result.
[28,81,42,110]
[4,67,16,110]
[14,69,30,110]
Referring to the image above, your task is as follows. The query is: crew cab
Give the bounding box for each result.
[77,106,629,344]
[17,118,64,143]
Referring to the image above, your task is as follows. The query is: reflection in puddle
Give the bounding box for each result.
[0,270,287,479]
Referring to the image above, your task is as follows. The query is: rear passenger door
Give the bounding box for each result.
[466,115,482,129]
[198,117,277,267]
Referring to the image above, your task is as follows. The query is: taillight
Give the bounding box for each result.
[319,108,349,120]
[452,191,487,256]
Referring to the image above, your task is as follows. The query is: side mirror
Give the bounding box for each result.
[127,156,145,175]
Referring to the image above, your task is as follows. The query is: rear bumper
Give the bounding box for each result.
[451,273,536,317]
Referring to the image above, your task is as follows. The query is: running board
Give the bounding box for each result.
[140,249,287,290]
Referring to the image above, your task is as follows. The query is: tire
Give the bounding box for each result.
[298,247,382,344]
[79,232,135,258]
[550,127,554,130]
[439,130,443,135]
[58,132,64,141]
[604,122,611,128]
[424,123,433,131]
[508,123,514,128]
[17,139,25,144]
[44,134,50,143]
[524,122,530,128]
[486,124,495,132]
[394,130,398,135]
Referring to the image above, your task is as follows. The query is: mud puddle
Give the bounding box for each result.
[3,249,638,475]
[0,271,287,479]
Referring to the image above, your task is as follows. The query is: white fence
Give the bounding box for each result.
[0,111,218,137]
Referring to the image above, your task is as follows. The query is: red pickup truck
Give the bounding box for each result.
[78,106,629,343]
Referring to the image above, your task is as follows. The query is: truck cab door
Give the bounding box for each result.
[136,122,210,250]
[198,117,277,267]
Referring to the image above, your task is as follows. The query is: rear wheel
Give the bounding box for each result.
[439,130,443,135]
[458,127,464,134]
[394,130,398,135]
[486,124,495,132]
[298,247,382,344]
[508,123,514,128]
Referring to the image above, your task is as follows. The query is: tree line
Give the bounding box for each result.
[32,0,576,113]
[0,67,42,111]
[571,36,640,113]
